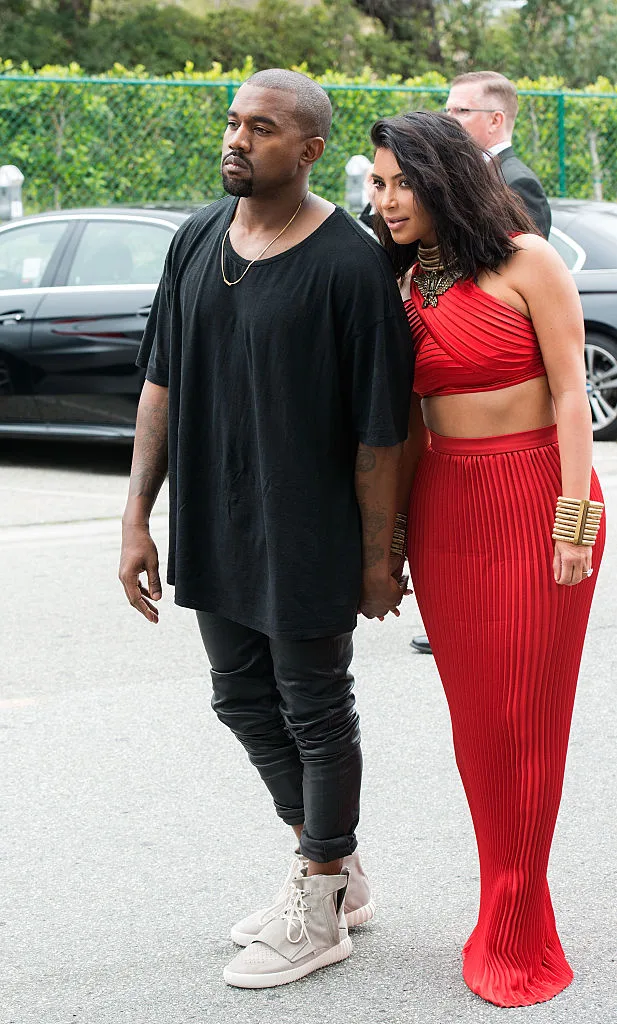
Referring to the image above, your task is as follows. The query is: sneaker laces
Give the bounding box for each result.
[282,883,310,944]
[258,855,308,927]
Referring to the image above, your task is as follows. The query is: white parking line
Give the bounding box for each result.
[0,485,126,499]
[0,514,168,546]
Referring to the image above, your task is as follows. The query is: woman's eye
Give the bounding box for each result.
[400,179,411,188]
[372,180,384,189]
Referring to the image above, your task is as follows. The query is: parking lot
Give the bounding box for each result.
[2,438,616,1024]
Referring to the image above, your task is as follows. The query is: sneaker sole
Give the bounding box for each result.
[223,936,353,989]
[230,900,375,947]
[345,899,376,928]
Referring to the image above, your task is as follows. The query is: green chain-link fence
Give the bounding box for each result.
[2,75,617,211]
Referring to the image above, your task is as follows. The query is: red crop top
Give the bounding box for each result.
[405,274,546,399]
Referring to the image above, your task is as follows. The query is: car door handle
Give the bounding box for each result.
[0,309,25,325]
[137,305,152,317]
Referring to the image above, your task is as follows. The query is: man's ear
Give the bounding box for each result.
[491,110,506,134]
[300,137,326,167]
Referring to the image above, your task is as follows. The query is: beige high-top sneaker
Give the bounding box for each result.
[230,852,308,946]
[224,871,352,988]
[231,849,374,946]
[342,850,376,927]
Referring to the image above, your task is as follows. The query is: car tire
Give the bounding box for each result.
[585,332,617,441]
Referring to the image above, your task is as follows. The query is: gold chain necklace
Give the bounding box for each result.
[415,242,462,308]
[221,194,308,287]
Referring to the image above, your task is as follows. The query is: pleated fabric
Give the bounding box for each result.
[408,425,605,1007]
[407,278,546,398]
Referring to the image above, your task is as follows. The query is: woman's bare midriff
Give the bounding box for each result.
[422,374,556,438]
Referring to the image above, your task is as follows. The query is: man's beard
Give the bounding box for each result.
[221,169,254,197]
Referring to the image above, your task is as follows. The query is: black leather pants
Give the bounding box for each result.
[196,612,362,863]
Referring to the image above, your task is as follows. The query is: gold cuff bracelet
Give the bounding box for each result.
[391,512,408,557]
[552,496,604,546]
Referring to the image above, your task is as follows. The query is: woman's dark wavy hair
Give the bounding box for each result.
[370,110,539,282]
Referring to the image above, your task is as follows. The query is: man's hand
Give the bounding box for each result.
[359,571,405,620]
[119,525,162,623]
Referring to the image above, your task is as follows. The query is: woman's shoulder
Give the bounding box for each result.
[503,231,576,299]
[506,232,565,275]
[510,231,551,252]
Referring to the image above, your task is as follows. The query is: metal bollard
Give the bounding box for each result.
[0,165,24,221]
[344,154,372,214]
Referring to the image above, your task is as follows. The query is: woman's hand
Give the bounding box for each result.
[389,551,406,582]
[359,571,406,619]
[553,540,593,586]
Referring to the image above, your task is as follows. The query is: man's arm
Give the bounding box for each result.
[118,380,169,623]
[510,175,552,239]
[355,441,405,619]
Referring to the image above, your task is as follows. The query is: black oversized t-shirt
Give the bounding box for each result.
[137,197,413,639]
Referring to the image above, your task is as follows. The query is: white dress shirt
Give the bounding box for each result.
[486,140,513,161]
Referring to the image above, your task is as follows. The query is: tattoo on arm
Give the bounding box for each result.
[364,543,386,568]
[355,448,377,473]
[364,509,387,540]
[354,442,401,573]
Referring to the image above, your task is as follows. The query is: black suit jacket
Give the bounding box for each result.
[497,146,552,239]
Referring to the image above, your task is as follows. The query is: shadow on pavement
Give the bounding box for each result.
[0,438,133,475]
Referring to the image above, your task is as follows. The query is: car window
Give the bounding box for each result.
[569,211,617,270]
[0,220,67,289]
[548,226,585,271]
[67,220,174,287]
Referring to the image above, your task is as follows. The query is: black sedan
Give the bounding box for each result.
[0,206,193,441]
[550,199,617,440]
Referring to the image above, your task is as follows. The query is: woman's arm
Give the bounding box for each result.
[389,393,429,579]
[509,235,595,585]
[397,393,430,515]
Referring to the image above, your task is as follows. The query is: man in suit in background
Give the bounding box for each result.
[412,70,552,656]
[446,70,551,238]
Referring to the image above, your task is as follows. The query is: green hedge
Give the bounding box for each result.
[2,60,617,211]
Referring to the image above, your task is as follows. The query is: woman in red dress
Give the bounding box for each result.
[370,111,605,1007]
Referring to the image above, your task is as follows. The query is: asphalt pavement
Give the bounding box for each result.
[1,438,616,1024]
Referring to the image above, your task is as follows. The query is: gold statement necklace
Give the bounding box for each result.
[414,242,462,308]
[221,194,308,287]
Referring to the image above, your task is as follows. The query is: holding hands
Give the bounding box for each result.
[359,565,410,620]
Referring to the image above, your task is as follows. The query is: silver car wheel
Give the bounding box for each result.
[585,340,617,437]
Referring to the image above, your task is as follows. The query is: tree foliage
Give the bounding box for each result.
[1,0,617,86]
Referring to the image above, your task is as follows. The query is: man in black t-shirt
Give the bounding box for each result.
[119,69,413,988]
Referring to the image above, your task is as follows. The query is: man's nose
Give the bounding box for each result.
[228,124,251,151]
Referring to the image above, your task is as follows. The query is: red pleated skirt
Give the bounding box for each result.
[408,425,605,1007]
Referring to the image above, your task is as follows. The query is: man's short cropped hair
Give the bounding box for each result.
[245,68,333,142]
[451,71,519,127]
